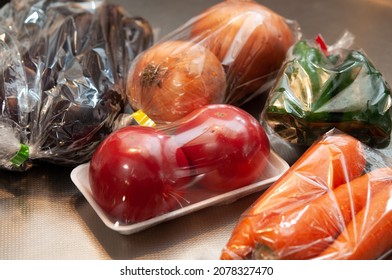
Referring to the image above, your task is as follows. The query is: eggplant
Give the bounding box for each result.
[0,0,153,171]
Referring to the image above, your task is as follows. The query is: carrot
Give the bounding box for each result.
[221,132,366,260]
[316,187,392,260]
[248,132,366,215]
[221,167,392,260]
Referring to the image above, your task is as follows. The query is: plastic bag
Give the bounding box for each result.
[221,128,392,260]
[261,32,392,164]
[125,0,300,124]
[71,104,289,234]
[0,0,153,171]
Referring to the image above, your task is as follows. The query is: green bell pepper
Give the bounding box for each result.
[265,39,392,148]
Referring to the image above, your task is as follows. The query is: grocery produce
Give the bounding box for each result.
[0,0,153,171]
[317,187,392,260]
[88,104,271,223]
[173,104,270,192]
[220,131,367,260]
[189,0,296,105]
[249,168,392,260]
[127,40,226,124]
[263,35,392,153]
[89,126,190,224]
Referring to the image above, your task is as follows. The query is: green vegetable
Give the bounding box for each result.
[265,39,392,148]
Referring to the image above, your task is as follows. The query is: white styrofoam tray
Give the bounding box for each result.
[70,151,289,235]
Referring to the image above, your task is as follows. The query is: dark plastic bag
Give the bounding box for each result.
[0,0,153,171]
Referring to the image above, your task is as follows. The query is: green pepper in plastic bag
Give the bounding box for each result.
[263,34,392,156]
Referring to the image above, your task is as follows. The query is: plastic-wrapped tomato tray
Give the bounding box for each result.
[70,150,288,235]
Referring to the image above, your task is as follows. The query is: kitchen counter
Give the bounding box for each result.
[1,0,392,260]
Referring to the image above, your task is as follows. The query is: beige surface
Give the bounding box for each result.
[1,0,392,260]
[0,161,265,259]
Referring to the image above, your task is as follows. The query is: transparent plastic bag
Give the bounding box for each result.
[71,104,289,234]
[126,0,301,124]
[221,128,392,260]
[0,0,153,171]
[261,32,392,164]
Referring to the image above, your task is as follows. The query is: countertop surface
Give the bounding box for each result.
[1,0,392,260]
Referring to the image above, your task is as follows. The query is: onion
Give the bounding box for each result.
[190,0,295,105]
[126,40,226,124]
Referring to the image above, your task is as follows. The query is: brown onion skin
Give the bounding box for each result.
[126,40,226,124]
[190,0,294,105]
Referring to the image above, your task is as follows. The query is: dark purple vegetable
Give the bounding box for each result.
[0,0,153,171]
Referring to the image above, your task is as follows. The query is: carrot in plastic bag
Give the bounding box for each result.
[316,187,392,260]
[221,131,366,260]
[221,167,392,260]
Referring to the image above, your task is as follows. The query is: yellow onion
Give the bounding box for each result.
[190,0,295,105]
[126,40,226,124]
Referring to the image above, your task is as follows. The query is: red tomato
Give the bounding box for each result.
[89,126,189,223]
[173,104,270,192]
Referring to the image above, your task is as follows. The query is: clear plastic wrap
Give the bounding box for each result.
[126,0,300,124]
[0,0,153,171]
[70,104,289,234]
[221,128,392,260]
[261,32,392,164]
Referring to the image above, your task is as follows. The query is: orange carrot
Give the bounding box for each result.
[222,168,392,260]
[316,187,392,260]
[247,132,366,216]
[221,132,366,260]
